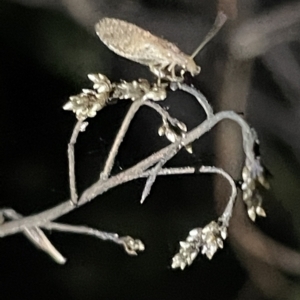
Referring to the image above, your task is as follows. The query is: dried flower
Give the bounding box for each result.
[158,119,192,153]
[172,228,202,270]
[120,236,145,256]
[143,83,167,101]
[172,221,227,270]
[112,79,167,101]
[87,73,112,94]
[201,221,225,260]
[113,80,145,101]
[63,89,108,121]
[241,158,269,222]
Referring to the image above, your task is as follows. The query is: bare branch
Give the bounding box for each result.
[140,160,164,204]
[100,98,145,180]
[68,120,85,204]
[141,165,237,226]
[144,101,186,128]
[0,108,257,239]
[42,222,145,256]
[171,82,214,119]
[0,109,254,238]
[0,209,66,264]
[230,2,300,59]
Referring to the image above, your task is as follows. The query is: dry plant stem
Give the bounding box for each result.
[0,84,256,239]
[101,82,214,189]
[42,222,126,248]
[100,98,144,180]
[0,110,255,238]
[1,209,66,264]
[230,2,300,60]
[140,83,215,203]
[68,120,83,204]
[144,101,184,126]
[139,138,182,204]
[142,166,237,225]
[1,164,237,261]
[173,83,214,118]
[2,209,142,255]
[140,160,165,204]
[198,166,237,225]
[100,83,213,185]
[45,166,236,238]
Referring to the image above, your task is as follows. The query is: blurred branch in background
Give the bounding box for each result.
[214,0,300,298]
[230,2,300,59]
[61,0,99,30]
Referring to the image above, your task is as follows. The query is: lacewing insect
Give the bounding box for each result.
[95,12,227,81]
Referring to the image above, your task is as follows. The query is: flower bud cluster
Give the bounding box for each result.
[120,236,145,256]
[63,73,111,120]
[158,119,193,153]
[172,221,227,270]
[63,74,168,120]
[113,79,167,101]
[241,158,269,222]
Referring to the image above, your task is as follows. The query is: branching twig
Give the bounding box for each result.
[0,106,256,239]
[0,111,253,235]
[0,209,66,264]
[0,91,257,240]
[141,165,237,227]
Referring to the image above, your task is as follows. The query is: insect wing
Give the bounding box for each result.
[95,18,179,66]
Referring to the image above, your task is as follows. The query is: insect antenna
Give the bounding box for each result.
[190,11,228,59]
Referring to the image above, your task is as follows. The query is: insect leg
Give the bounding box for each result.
[149,63,169,85]
[167,62,184,82]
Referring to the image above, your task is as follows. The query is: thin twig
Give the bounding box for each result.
[100,98,145,180]
[144,101,185,127]
[199,166,237,226]
[68,120,84,204]
[171,82,214,118]
[141,165,237,225]
[0,109,255,237]
[0,209,66,264]
[138,137,182,204]
[42,222,144,255]
[140,160,165,204]
[140,82,216,203]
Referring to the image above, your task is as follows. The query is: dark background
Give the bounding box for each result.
[0,0,300,299]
